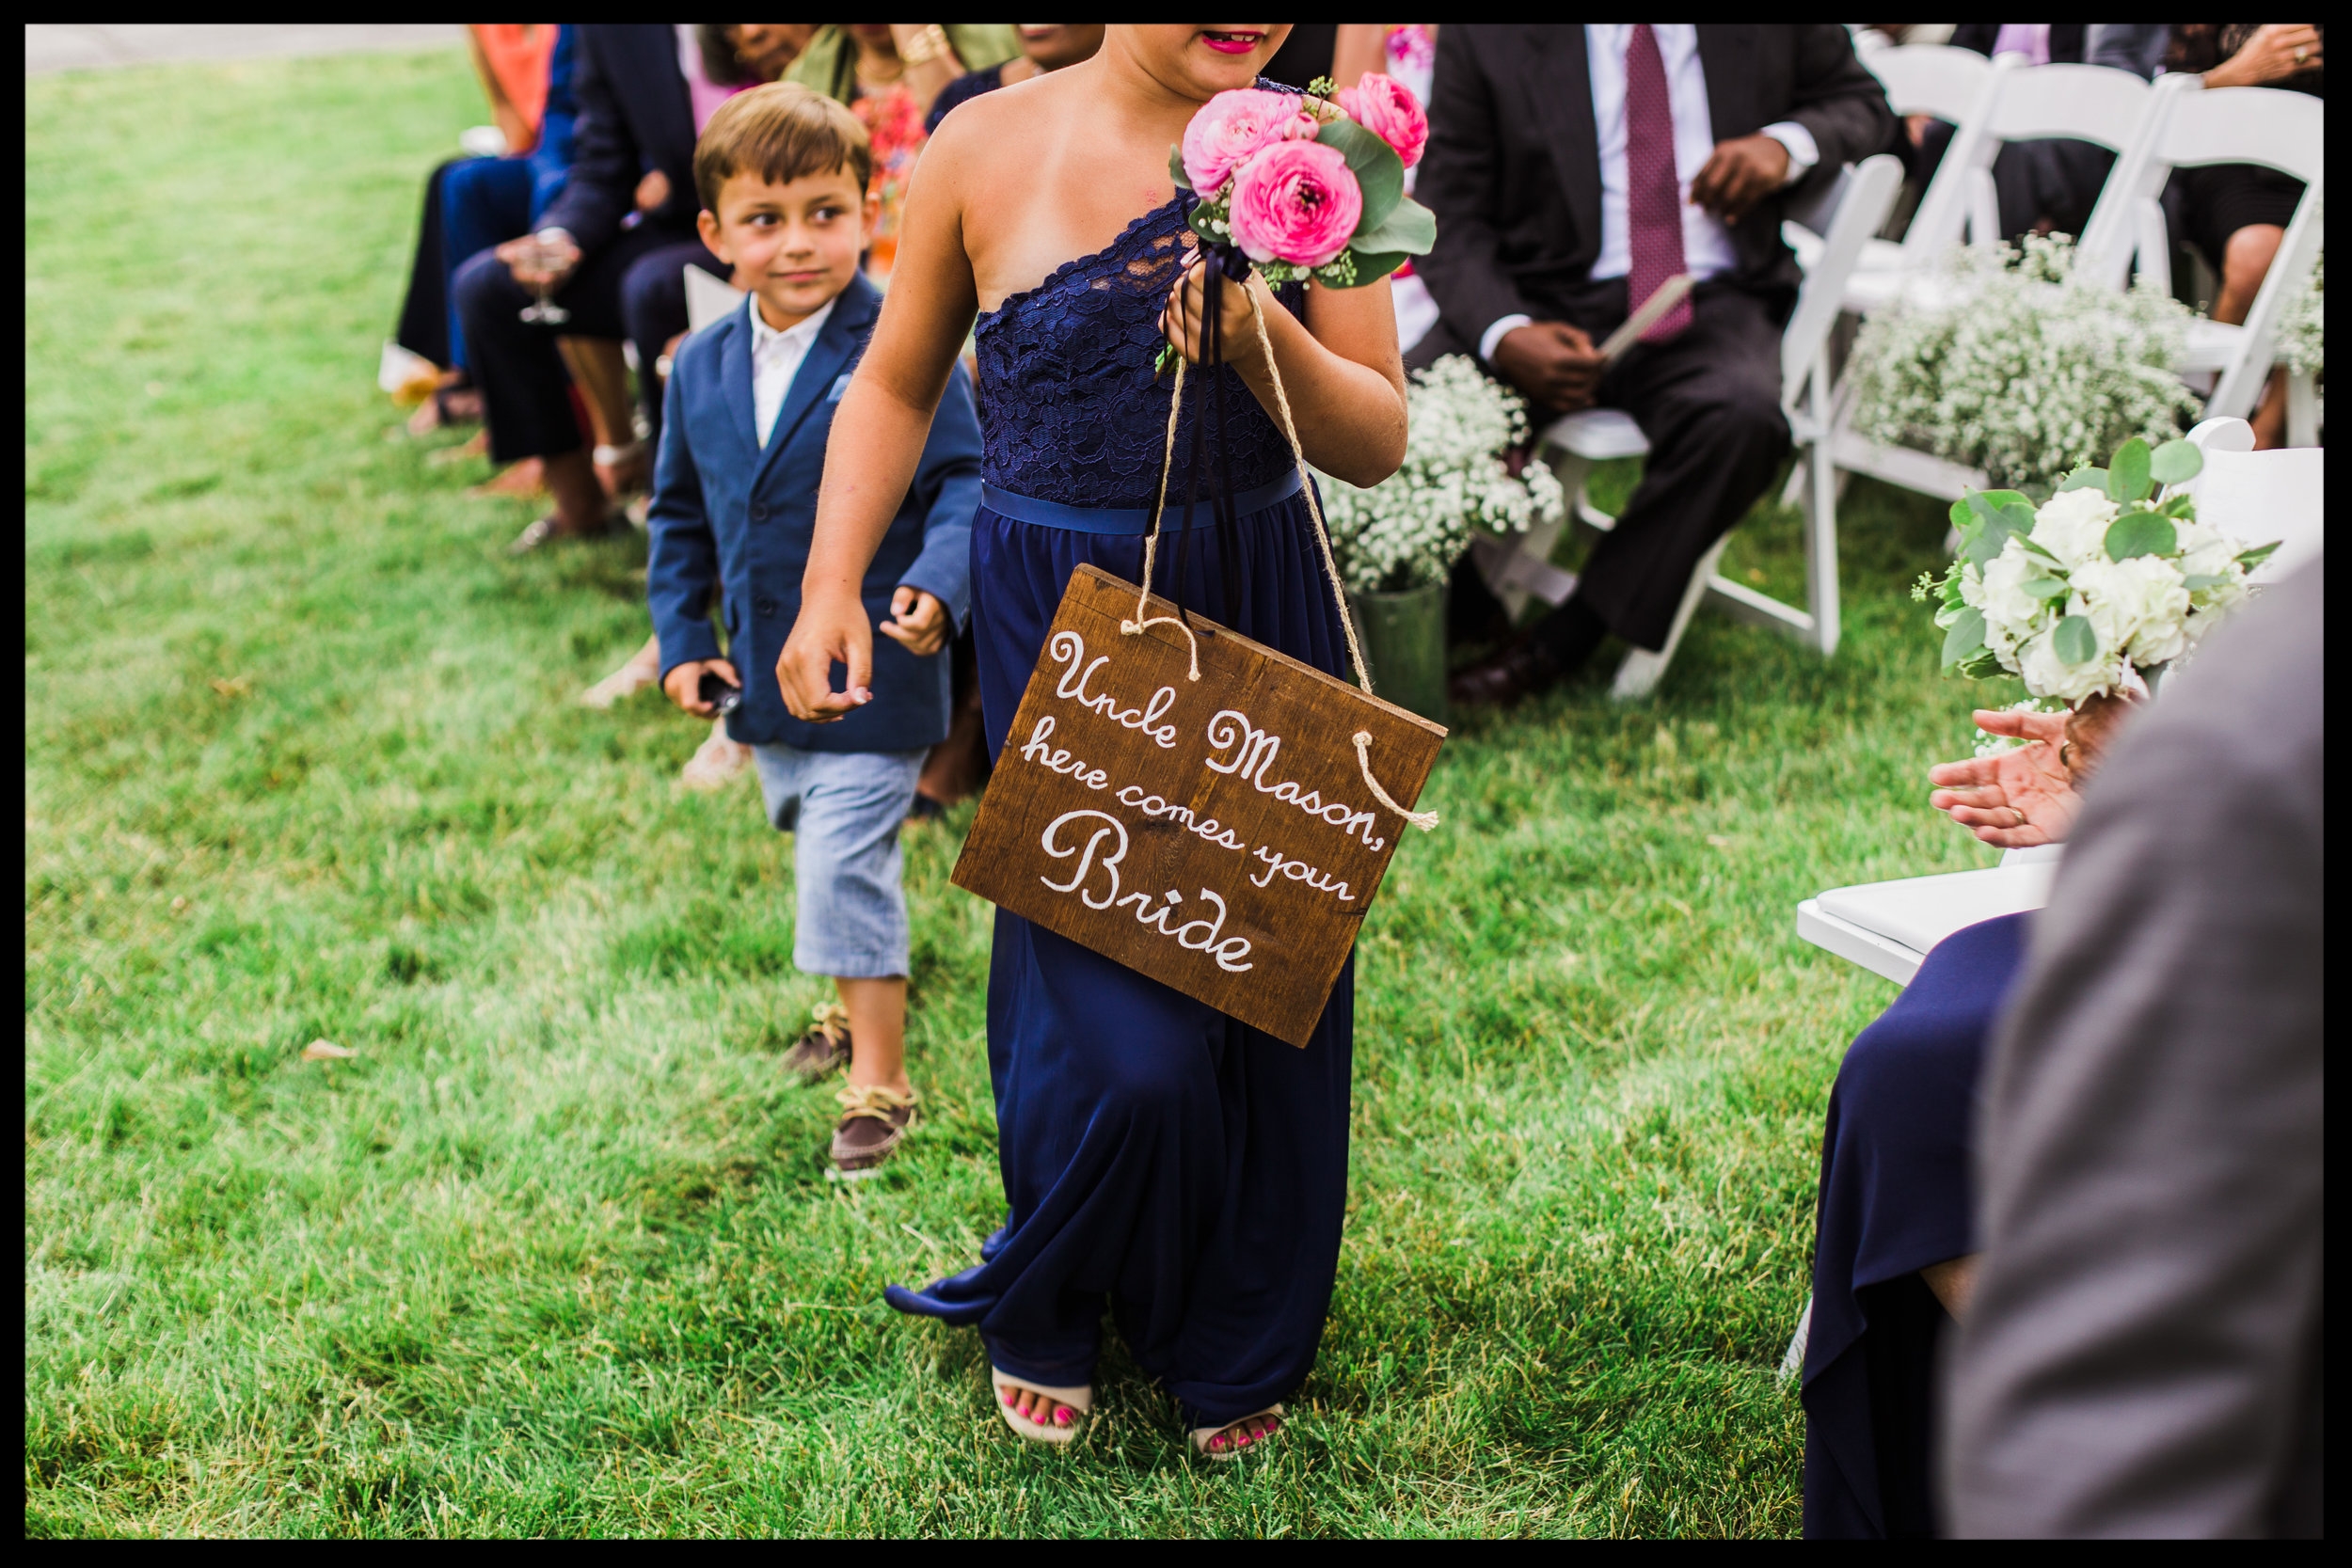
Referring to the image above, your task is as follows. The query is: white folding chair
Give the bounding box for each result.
[683,263,748,333]
[1471,155,1906,701]
[1785,46,2014,281]
[1821,61,2177,508]
[1796,415,2321,986]
[2090,81,2326,447]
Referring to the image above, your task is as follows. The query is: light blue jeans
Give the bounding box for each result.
[752,743,927,979]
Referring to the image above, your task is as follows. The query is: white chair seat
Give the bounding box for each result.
[1787,225,1905,279]
[1800,863,2057,987]
[1542,407,1650,461]
[2177,316,2243,373]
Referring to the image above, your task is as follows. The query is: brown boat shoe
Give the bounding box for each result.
[829,1082,918,1179]
[782,1003,852,1085]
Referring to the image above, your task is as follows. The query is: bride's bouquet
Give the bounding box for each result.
[1915,436,2276,705]
[1171,73,1436,289]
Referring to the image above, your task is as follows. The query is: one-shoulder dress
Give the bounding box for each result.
[882,196,1356,1429]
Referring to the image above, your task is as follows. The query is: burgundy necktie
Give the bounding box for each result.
[1623,24,1693,342]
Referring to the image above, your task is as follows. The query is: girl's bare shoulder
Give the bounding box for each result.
[921,66,1089,184]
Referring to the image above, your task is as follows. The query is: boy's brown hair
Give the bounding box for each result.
[693,82,872,213]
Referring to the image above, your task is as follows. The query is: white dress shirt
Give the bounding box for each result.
[1477,24,1820,362]
[749,293,834,449]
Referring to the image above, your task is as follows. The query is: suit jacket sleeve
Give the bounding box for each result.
[1780,24,1897,188]
[534,28,633,254]
[1414,29,1537,352]
[896,362,982,634]
[1943,563,2325,1538]
[645,371,724,682]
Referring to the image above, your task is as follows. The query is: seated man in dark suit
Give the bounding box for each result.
[1416,24,1893,705]
[454,23,731,551]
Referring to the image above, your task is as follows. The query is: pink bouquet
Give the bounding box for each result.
[1172,73,1435,289]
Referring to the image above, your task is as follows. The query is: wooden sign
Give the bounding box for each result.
[952,563,1446,1046]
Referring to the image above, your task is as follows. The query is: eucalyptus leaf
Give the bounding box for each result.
[2058,467,2108,493]
[1168,143,1193,190]
[2025,575,2072,600]
[1976,489,2032,514]
[1187,203,1224,245]
[2104,512,2177,561]
[2148,437,2202,485]
[2106,438,2153,502]
[1948,497,1977,531]
[2158,492,2199,517]
[1997,500,2036,536]
[2182,573,2228,590]
[1315,118,1404,230]
[2018,535,2060,562]
[1348,194,1435,258]
[2054,613,2098,665]
[2236,540,2281,569]
[1941,607,1988,670]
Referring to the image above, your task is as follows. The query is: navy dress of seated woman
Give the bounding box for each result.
[1800,694,2133,1538]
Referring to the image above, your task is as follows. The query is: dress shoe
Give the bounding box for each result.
[1447,638,1565,710]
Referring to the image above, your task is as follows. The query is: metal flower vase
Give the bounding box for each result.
[1346,581,1448,725]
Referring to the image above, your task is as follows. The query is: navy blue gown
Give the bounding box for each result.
[883,198,1357,1429]
[1802,912,2031,1537]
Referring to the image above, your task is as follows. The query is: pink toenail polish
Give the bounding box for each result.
[1054,1406,1073,1424]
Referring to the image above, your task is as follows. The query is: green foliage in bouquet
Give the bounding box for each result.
[1915,436,2278,704]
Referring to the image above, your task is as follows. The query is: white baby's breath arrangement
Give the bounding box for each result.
[1317,354,1564,594]
[1915,436,2277,705]
[1852,234,2201,493]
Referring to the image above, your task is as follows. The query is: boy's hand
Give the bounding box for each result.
[663,657,739,717]
[881,587,950,657]
[777,589,873,722]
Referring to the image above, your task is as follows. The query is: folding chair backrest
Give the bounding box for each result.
[1959,63,2165,279]
[2183,417,2326,584]
[1781,154,1906,406]
[1865,46,2017,257]
[2100,84,2327,408]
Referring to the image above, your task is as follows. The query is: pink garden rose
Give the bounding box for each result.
[1228,138,1362,267]
[1181,87,1316,194]
[1336,72,1427,168]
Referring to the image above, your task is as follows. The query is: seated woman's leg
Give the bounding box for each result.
[1803,912,2031,1538]
[2217,224,2291,450]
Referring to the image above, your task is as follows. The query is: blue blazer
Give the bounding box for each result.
[646,275,982,753]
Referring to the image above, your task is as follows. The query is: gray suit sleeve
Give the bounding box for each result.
[1942,562,2325,1538]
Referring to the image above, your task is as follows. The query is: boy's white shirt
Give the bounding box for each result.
[748,293,837,449]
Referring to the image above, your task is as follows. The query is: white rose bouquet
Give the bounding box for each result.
[1317,354,1565,594]
[1915,436,2278,705]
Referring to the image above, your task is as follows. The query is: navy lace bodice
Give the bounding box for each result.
[974,197,1308,509]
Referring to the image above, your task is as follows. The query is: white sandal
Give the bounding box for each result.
[990,1367,1091,1446]
[1190,1403,1285,1461]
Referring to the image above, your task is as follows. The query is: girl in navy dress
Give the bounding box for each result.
[776,24,1408,1458]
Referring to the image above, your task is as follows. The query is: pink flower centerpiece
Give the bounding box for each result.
[1171,73,1436,290]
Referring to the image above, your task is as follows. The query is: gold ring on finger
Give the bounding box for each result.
[2296,45,2310,62]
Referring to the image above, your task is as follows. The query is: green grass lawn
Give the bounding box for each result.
[25,51,2007,1538]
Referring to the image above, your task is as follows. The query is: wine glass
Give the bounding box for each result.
[516,235,573,325]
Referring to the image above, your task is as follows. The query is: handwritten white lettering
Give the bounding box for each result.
[1050,630,1179,748]
[1203,709,1386,851]
[1111,885,1253,972]
[1248,844,1356,902]
[1114,784,1246,850]
[1039,810,1126,908]
[1018,715,1110,790]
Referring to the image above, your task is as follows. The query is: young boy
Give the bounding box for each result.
[647,83,981,1178]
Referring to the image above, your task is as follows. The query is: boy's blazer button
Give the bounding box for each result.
[755,596,778,617]
[750,503,769,521]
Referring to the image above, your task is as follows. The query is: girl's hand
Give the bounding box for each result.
[776,591,874,721]
[1927,708,2078,847]
[1161,254,1269,371]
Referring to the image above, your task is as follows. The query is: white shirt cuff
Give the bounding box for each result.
[1759,121,1820,186]
[1479,313,1534,364]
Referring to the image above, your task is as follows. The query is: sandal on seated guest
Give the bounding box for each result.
[577,633,663,707]
[507,444,629,553]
